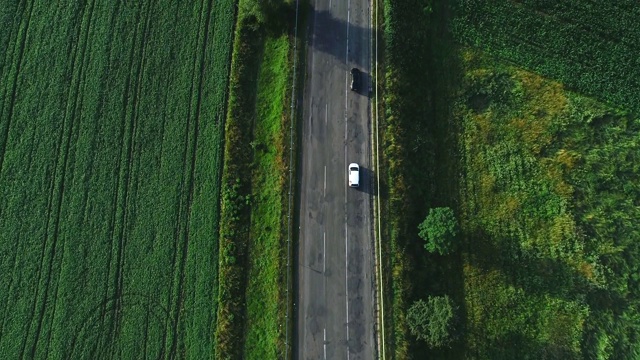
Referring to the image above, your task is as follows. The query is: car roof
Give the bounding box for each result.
[349,163,359,185]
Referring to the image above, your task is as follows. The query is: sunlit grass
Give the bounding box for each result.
[243,34,290,359]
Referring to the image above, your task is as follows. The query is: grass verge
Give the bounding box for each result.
[242,33,291,359]
[214,0,299,358]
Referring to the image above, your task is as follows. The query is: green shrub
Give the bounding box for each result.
[407,295,457,348]
[418,207,459,255]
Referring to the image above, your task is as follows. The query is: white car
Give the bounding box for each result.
[348,163,360,187]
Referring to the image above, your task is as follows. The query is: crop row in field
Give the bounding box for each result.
[0,1,234,358]
[452,0,640,113]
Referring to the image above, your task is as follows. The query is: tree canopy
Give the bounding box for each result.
[418,207,459,255]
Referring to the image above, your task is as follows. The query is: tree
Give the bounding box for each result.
[239,0,292,33]
[418,207,459,255]
[407,295,457,348]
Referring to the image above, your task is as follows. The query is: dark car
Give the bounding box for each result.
[350,68,361,91]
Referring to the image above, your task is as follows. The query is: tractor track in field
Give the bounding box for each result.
[94,0,149,355]
[100,14,129,359]
[0,1,21,113]
[159,1,189,355]
[93,3,128,356]
[0,0,32,338]
[508,0,640,54]
[0,0,32,178]
[17,1,94,358]
[37,1,99,357]
[160,0,196,354]
[120,2,156,354]
[174,0,214,356]
[510,0,640,49]
[0,5,34,326]
[481,0,640,92]
[164,1,213,357]
[68,293,174,359]
[104,1,155,357]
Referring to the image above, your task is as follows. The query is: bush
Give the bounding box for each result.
[418,207,459,255]
[407,295,457,348]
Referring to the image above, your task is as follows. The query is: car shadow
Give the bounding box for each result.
[352,166,377,196]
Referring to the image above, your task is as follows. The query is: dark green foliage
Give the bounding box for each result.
[214,13,262,360]
[384,0,640,359]
[563,110,640,360]
[239,0,293,34]
[381,0,437,356]
[418,207,459,255]
[448,2,640,356]
[407,296,457,348]
[452,0,640,113]
[457,55,640,359]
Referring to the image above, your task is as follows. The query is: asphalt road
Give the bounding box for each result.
[296,0,376,358]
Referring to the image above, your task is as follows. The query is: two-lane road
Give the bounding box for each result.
[296,0,376,358]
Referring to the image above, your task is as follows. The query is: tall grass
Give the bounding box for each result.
[214,0,297,357]
[242,33,290,360]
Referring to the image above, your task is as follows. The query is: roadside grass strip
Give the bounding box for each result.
[214,0,297,355]
[243,34,291,360]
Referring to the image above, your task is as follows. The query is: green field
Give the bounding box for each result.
[382,1,640,359]
[0,1,234,358]
[455,55,638,359]
[452,1,640,358]
[452,0,640,113]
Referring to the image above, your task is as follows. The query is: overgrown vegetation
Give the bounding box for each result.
[214,11,260,358]
[457,51,640,360]
[452,0,640,113]
[0,1,234,358]
[214,0,297,358]
[382,0,640,359]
